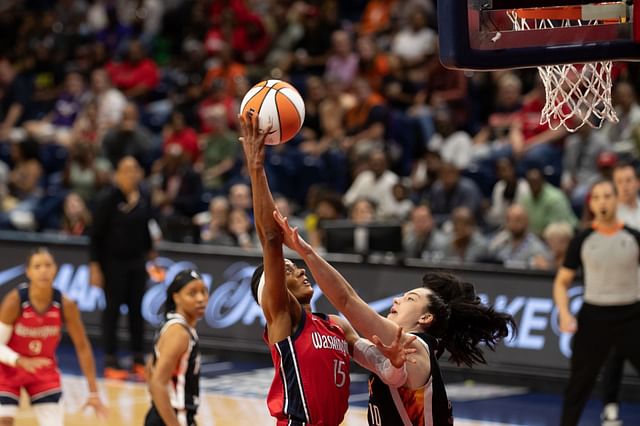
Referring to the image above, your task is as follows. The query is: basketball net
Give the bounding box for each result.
[508,11,619,132]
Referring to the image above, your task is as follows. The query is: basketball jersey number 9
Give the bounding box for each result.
[333,359,347,388]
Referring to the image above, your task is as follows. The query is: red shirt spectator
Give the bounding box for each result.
[105,40,159,98]
[163,112,200,163]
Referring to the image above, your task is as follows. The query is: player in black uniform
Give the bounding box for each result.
[145,270,208,426]
[274,211,514,425]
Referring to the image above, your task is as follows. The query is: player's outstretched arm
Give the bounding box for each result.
[63,297,107,418]
[239,112,298,344]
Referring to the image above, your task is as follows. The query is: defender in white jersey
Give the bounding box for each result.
[145,270,208,426]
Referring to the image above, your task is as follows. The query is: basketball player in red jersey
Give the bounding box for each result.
[239,112,415,426]
[0,247,107,425]
[273,210,515,426]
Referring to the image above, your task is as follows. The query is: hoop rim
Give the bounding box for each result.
[512,2,628,21]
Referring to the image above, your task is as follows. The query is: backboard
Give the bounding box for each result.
[438,0,640,70]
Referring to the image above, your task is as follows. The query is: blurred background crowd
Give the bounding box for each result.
[1,0,640,270]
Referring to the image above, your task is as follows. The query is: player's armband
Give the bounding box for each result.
[353,338,408,388]
[0,322,18,367]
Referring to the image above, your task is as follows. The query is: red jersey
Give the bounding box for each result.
[265,310,350,426]
[8,285,63,360]
[0,284,63,399]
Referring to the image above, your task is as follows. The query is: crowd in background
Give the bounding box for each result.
[1,0,640,270]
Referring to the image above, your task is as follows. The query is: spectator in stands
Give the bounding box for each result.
[274,194,306,239]
[0,138,42,231]
[89,68,127,133]
[228,182,253,217]
[105,39,159,101]
[535,222,575,270]
[473,73,523,150]
[199,105,238,195]
[305,189,346,249]
[486,156,530,228]
[388,182,414,221]
[520,166,578,235]
[194,196,234,246]
[63,140,112,205]
[0,58,33,140]
[410,149,442,197]
[202,42,246,99]
[150,144,203,230]
[421,44,468,124]
[71,100,101,146]
[24,70,87,145]
[286,5,335,76]
[602,81,640,156]
[431,206,487,263]
[349,197,377,225]
[162,111,200,163]
[343,148,398,218]
[487,204,551,269]
[427,105,473,170]
[403,204,447,259]
[507,78,567,173]
[561,125,611,215]
[358,0,396,36]
[60,192,92,236]
[613,162,640,228]
[426,162,482,226]
[227,207,258,250]
[342,78,387,156]
[390,7,436,67]
[89,156,154,380]
[198,78,236,135]
[356,35,390,93]
[101,102,152,169]
[325,30,359,89]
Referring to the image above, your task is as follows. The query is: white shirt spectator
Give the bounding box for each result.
[391,28,437,62]
[96,88,127,130]
[343,170,399,218]
[486,179,530,226]
[617,198,640,230]
[428,131,473,170]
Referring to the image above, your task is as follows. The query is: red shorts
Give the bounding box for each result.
[0,363,61,402]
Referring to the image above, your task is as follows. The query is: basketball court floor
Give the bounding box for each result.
[13,345,640,425]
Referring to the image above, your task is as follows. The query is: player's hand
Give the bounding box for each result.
[16,356,52,373]
[238,112,271,171]
[559,312,577,333]
[371,327,417,369]
[273,210,313,255]
[82,393,108,419]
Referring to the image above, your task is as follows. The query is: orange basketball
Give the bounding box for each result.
[240,79,305,145]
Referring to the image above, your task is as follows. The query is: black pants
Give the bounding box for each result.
[561,302,640,426]
[144,405,196,426]
[601,348,625,405]
[101,257,147,360]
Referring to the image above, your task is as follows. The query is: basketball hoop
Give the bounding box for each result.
[507,5,625,132]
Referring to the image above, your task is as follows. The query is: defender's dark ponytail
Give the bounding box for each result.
[422,271,516,367]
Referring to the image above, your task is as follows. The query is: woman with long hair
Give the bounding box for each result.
[274,210,515,425]
[0,247,107,426]
[145,269,208,426]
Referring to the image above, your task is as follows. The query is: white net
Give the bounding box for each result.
[507,11,619,132]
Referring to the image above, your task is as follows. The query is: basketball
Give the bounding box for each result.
[239,79,305,145]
